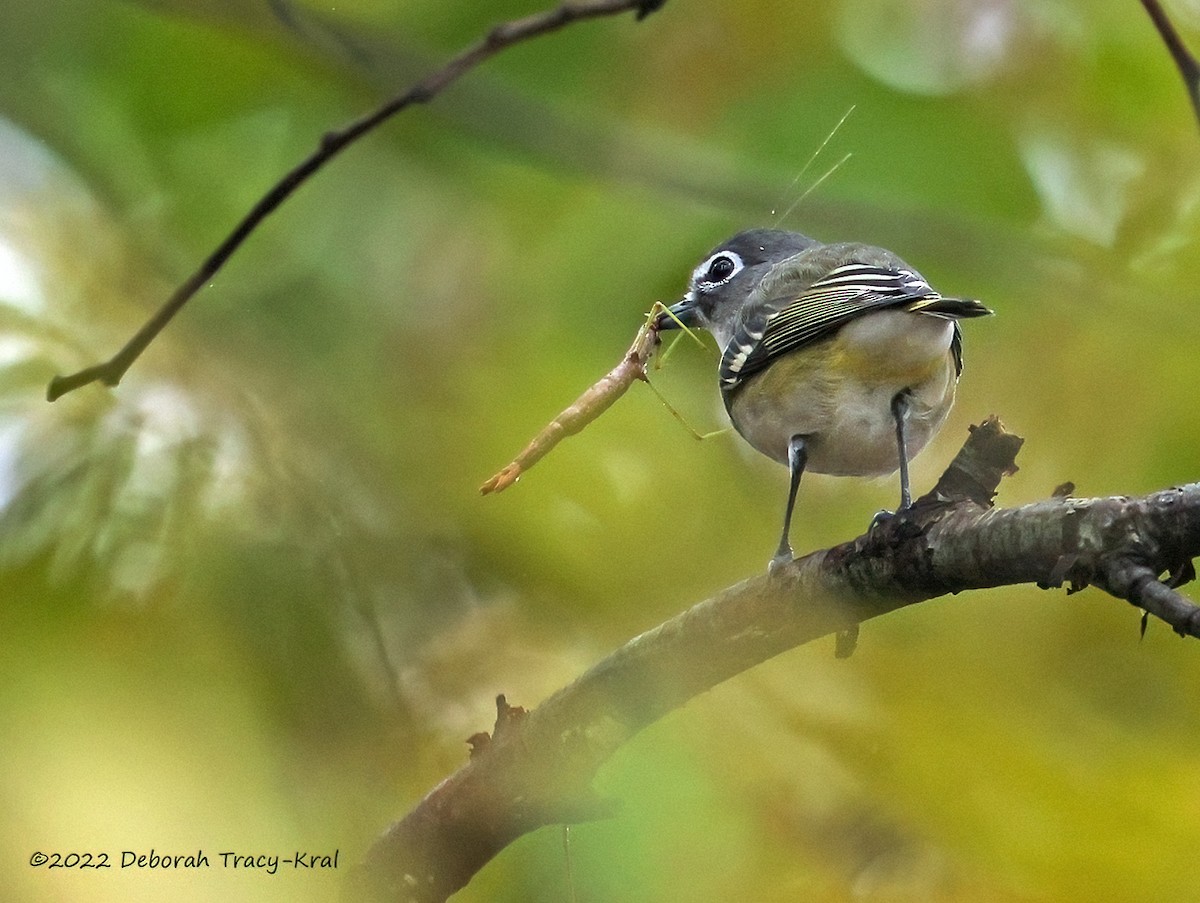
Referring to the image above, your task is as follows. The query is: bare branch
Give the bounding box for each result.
[1141,0,1200,130]
[1098,559,1200,637]
[348,417,1200,901]
[45,0,667,402]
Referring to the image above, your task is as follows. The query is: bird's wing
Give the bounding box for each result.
[719,262,987,391]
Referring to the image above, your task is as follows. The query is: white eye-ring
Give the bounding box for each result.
[692,251,744,291]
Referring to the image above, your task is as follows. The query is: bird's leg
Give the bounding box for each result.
[892,389,913,511]
[771,434,808,572]
[870,390,914,530]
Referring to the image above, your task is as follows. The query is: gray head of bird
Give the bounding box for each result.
[655,229,818,349]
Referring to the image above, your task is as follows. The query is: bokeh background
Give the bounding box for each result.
[2,1,1199,901]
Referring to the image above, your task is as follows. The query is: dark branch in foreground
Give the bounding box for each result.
[45,0,665,402]
[347,417,1200,902]
[1141,0,1200,129]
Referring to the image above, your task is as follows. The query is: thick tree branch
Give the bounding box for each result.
[347,417,1200,902]
[45,0,666,402]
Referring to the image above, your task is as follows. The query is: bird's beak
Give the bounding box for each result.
[654,293,700,330]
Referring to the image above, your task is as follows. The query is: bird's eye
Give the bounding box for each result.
[691,248,744,292]
[707,255,736,282]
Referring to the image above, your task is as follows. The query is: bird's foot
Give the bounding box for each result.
[768,546,794,576]
[870,508,896,531]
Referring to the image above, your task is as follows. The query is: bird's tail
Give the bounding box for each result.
[907,296,993,319]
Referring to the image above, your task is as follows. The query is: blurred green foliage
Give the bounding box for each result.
[2,1,1200,901]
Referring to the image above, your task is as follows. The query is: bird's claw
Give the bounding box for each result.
[870,508,895,531]
[768,548,794,575]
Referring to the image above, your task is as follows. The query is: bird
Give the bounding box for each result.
[655,229,991,569]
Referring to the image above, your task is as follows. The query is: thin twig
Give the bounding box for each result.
[45,0,666,402]
[1141,0,1200,130]
[1098,558,1200,638]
